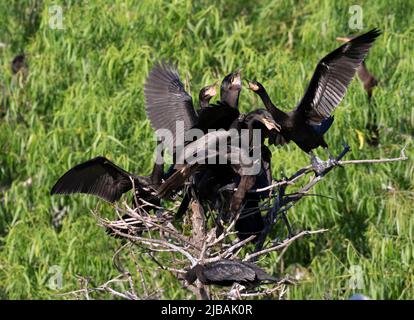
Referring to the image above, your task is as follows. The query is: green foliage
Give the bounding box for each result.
[0,0,413,299]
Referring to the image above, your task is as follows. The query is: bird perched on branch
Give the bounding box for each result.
[185,259,279,288]
[248,28,381,173]
[144,62,241,197]
[144,62,278,240]
[157,108,279,193]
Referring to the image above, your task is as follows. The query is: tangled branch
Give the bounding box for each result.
[67,144,408,300]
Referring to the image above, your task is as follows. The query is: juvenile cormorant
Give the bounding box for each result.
[185,259,278,287]
[157,109,279,199]
[145,62,271,239]
[248,28,381,172]
[198,82,218,110]
[219,69,242,109]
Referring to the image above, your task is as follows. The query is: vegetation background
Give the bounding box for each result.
[0,0,413,299]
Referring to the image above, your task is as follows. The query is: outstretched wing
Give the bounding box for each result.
[51,157,134,203]
[144,62,198,154]
[295,28,381,125]
[203,260,256,282]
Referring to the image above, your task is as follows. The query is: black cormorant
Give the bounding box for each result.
[219,69,242,109]
[248,28,381,172]
[185,259,279,287]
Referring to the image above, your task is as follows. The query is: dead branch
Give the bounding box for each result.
[244,229,329,262]
[75,143,407,300]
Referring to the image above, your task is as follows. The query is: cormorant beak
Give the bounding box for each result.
[231,69,242,87]
[205,82,218,97]
[250,113,280,132]
[261,117,281,132]
[247,80,259,91]
[336,36,351,43]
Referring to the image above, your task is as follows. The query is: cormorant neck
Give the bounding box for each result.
[221,89,240,109]
[199,98,210,109]
[256,89,286,120]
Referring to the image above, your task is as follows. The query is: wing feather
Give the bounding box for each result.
[50,157,133,203]
[202,260,256,282]
[144,62,197,154]
[295,28,381,124]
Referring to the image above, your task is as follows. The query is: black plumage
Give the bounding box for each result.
[144,62,218,156]
[145,64,243,216]
[50,156,163,211]
[157,109,279,199]
[144,62,198,156]
[185,259,278,287]
[336,36,379,100]
[144,62,274,240]
[158,109,278,241]
[198,82,218,110]
[234,145,272,240]
[219,69,242,109]
[248,29,380,169]
[157,131,249,199]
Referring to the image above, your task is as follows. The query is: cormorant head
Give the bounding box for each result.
[247,80,265,93]
[199,82,218,102]
[220,69,242,108]
[244,109,280,132]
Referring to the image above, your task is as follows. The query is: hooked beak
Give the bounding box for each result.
[231,69,242,87]
[206,81,218,97]
[246,79,259,91]
[261,117,281,132]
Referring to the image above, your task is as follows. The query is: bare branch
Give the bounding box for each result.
[244,229,328,262]
[77,142,407,300]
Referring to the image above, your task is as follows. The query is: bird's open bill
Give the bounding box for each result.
[205,81,218,97]
[261,117,280,131]
[231,69,242,86]
[246,79,260,91]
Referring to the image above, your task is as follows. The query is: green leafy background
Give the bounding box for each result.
[0,0,413,299]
